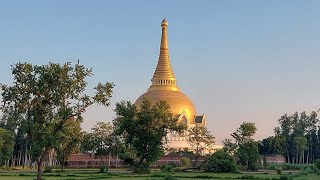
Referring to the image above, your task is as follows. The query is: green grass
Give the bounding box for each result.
[0,169,318,180]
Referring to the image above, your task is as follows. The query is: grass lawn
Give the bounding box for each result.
[0,169,318,180]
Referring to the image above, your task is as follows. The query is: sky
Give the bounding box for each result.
[0,1,320,143]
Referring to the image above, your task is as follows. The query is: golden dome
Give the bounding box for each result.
[135,19,196,124]
[135,90,196,124]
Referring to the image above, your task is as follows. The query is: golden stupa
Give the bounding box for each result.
[135,19,223,153]
[135,19,200,125]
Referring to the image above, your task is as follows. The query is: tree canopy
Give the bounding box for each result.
[114,99,185,173]
[1,62,114,180]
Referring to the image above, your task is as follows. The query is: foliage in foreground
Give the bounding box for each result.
[114,99,185,173]
[267,163,317,171]
[1,62,114,180]
[0,128,14,165]
[204,149,238,173]
[1,170,319,180]
[188,126,215,167]
[224,121,259,171]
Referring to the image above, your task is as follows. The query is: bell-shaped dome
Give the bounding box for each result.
[135,90,196,124]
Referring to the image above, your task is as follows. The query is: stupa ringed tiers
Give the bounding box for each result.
[135,19,197,125]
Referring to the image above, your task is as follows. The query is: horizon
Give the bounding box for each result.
[1,1,320,143]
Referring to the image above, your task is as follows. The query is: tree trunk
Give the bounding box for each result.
[116,154,118,168]
[100,155,103,167]
[18,154,20,166]
[37,146,50,180]
[306,149,309,164]
[108,152,111,168]
[61,155,65,171]
[37,159,44,180]
[194,144,199,167]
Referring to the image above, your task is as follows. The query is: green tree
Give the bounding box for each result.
[114,99,185,173]
[204,149,237,173]
[91,121,118,168]
[188,126,215,167]
[1,62,114,180]
[55,117,83,171]
[237,140,259,171]
[231,122,259,171]
[80,132,95,153]
[231,121,257,143]
[223,138,237,155]
[294,136,307,164]
[0,128,15,166]
[275,111,320,164]
[259,136,284,155]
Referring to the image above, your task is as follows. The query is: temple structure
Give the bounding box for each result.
[135,19,211,153]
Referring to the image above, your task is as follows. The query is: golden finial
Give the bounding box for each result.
[161,18,168,27]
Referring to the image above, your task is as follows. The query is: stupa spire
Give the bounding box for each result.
[148,18,179,91]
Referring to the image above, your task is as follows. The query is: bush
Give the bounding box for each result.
[276,168,282,175]
[163,174,177,180]
[279,175,292,180]
[240,175,254,179]
[267,163,315,171]
[99,166,108,173]
[43,166,52,173]
[315,159,320,170]
[203,149,238,173]
[301,166,317,175]
[161,164,176,173]
[180,157,191,167]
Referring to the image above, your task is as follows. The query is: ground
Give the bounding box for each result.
[0,169,318,180]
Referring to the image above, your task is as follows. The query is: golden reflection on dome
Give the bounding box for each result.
[135,18,196,124]
[135,90,196,124]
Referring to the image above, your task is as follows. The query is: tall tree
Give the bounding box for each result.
[188,126,215,167]
[80,132,95,154]
[55,117,83,171]
[231,122,259,171]
[259,136,284,155]
[91,121,119,168]
[275,111,320,164]
[294,136,307,164]
[0,128,15,166]
[223,138,237,155]
[114,99,185,173]
[1,62,114,180]
[231,121,257,143]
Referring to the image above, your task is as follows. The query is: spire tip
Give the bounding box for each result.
[161,18,168,27]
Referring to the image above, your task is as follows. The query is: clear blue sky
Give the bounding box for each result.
[1,1,320,143]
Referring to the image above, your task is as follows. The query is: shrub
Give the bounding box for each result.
[301,166,317,175]
[240,175,255,179]
[43,166,52,173]
[163,174,177,180]
[267,163,315,171]
[161,164,176,173]
[203,149,238,173]
[276,168,282,175]
[315,159,320,170]
[180,157,191,167]
[99,166,108,173]
[279,175,292,180]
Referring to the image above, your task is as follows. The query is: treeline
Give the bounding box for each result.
[259,111,320,164]
[0,62,115,180]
